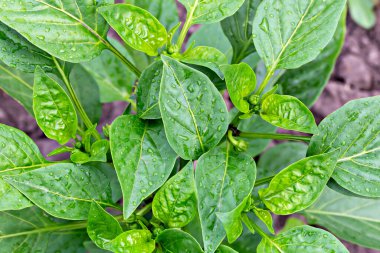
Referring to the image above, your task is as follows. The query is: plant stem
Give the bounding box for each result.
[239,132,311,142]
[136,203,152,216]
[256,69,275,95]
[254,176,274,187]
[52,57,101,141]
[176,2,197,51]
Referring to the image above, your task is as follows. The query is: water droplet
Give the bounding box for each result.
[259,18,269,33]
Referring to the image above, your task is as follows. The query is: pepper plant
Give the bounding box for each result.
[0,0,379,252]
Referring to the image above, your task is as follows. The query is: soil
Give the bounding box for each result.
[0,4,379,253]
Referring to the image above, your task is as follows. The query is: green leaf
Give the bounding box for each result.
[152,162,197,228]
[279,217,304,233]
[305,187,380,250]
[253,207,274,234]
[257,225,348,253]
[216,245,238,253]
[0,0,111,62]
[178,0,245,24]
[110,115,177,219]
[90,140,109,163]
[0,124,48,211]
[221,0,260,63]
[222,63,256,113]
[98,4,167,56]
[257,142,308,179]
[87,202,122,250]
[110,230,155,253]
[196,142,256,253]
[0,62,34,115]
[33,67,77,145]
[260,94,318,134]
[348,0,376,29]
[252,0,346,70]
[278,12,346,107]
[178,46,228,79]
[137,60,163,119]
[0,207,88,253]
[156,229,203,253]
[307,96,380,197]
[259,150,339,215]
[5,163,117,220]
[0,21,54,73]
[159,56,229,160]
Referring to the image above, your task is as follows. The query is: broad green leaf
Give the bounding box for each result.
[0,124,48,211]
[159,56,229,160]
[5,163,117,220]
[278,12,346,107]
[216,245,238,253]
[92,162,122,204]
[222,63,256,113]
[98,4,167,56]
[253,207,274,234]
[257,225,348,253]
[152,162,197,228]
[0,62,34,114]
[87,202,122,250]
[33,67,77,145]
[279,217,305,233]
[307,96,380,197]
[110,115,177,219]
[0,207,88,253]
[84,241,110,253]
[110,230,155,253]
[196,142,256,253]
[137,60,163,119]
[0,0,111,62]
[305,187,380,250]
[0,22,54,73]
[259,150,339,215]
[221,0,260,63]
[156,229,203,253]
[178,46,228,78]
[260,94,318,134]
[252,0,346,70]
[349,0,376,29]
[257,142,308,179]
[178,0,245,24]
[90,140,109,163]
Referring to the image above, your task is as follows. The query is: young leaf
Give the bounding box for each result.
[252,0,346,70]
[305,187,380,250]
[178,46,228,79]
[110,115,177,219]
[348,0,376,29]
[0,0,111,62]
[90,140,109,163]
[156,229,203,253]
[33,67,77,145]
[5,163,117,220]
[279,218,305,233]
[0,124,48,211]
[0,22,54,73]
[260,94,318,134]
[87,202,123,250]
[152,162,197,228]
[216,245,238,253]
[196,142,256,253]
[221,0,260,63]
[98,4,167,56]
[159,56,229,160]
[257,225,349,253]
[253,207,274,234]
[110,230,155,253]
[307,96,380,197]
[137,60,163,119]
[259,150,340,215]
[222,63,256,113]
[178,0,245,24]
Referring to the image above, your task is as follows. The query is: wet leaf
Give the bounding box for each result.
[216,245,238,253]
[156,229,203,253]
[253,207,274,234]
[110,230,155,253]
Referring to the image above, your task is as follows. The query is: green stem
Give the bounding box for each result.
[52,57,101,141]
[256,69,275,95]
[239,132,311,142]
[136,203,152,216]
[105,41,141,77]
[254,176,274,187]
[176,2,197,51]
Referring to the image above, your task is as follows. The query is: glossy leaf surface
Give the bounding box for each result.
[0,0,111,62]
[257,225,348,253]
[110,115,177,218]
[259,150,339,215]
[33,67,77,144]
[156,229,203,253]
[307,96,380,197]
[196,142,256,253]
[98,4,167,56]
[260,94,318,134]
[160,56,228,160]
[152,162,197,228]
[111,230,155,253]
[216,245,238,253]
[252,0,346,70]
[253,207,274,234]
